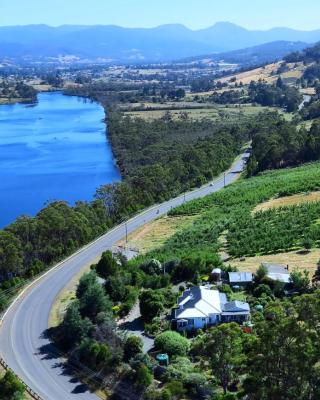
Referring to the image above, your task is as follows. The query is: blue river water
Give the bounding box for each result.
[0,92,120,227]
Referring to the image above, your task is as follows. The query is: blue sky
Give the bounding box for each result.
[1,0,319,30]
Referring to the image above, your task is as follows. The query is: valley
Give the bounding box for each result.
[1,20,320,400]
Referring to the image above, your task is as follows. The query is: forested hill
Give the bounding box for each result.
[247,114,320,175]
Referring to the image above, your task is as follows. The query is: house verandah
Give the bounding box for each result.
[173,286,250,331]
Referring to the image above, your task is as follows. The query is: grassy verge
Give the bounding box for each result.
[49,256,100,328]
[117,215,198,254]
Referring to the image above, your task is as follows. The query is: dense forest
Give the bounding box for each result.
[0,201,111,311]
[246,113,320,175]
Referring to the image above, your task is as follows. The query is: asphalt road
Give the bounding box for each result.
[0,150,249,400]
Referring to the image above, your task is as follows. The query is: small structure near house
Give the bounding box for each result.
[262,262,291,283]
[156,353,169,366]
[173,285,250,331]
[228,271,253,288]
[211,268,222,282]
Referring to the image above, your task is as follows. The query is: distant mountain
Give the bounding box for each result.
[0,23,320,63]
[182,41,310,66]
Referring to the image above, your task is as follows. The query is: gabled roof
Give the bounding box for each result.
[228,272,253,283]
[176,286,225,319]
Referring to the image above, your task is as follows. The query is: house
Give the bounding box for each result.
[228,271,253,288]
[262,262,291,283]
[173,285,250,331]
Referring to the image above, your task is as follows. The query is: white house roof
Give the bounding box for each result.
[262,262,291,283]
[229,272,253,283]
[176,286,230,319]
[267,272,291,283]
[212,268,222,274]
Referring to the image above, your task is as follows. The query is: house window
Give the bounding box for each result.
[202,318,206,322]
[188,319,194,326]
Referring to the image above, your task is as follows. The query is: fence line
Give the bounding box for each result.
[0,357,44,400]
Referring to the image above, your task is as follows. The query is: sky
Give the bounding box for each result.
[1,0,320,30]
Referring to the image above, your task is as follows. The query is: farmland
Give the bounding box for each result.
[129,161,320,274]
[123,104,284,121]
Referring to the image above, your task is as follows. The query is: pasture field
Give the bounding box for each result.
[219,62,304,86]
[123,104,284,121]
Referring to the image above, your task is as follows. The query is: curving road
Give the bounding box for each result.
[0,150,249,400]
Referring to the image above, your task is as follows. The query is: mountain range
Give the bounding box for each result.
[182,41,310,66]
[0,22,320,63]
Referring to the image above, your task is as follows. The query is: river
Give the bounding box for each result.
[0,92,120,227]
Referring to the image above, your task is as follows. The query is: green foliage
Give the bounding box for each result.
[0,200,110,285]
[62,301,93,346]
[139,290,165,322]
[79,280,112,321]
[134,364,153,391]
[256,264,268,282]
[290,269,310,293]
[95,111,249,220]
[124,336,143,362]
[76,271,98,299]
[193,323,245,394]
[78,339,113,371]
[0,231,23,278]
[228,201,320,257]
[154,331,190,357]
[141,259,163,275]
[248,81,302,111]
[165,356,194,381]
[244,293,320,399]
[0,371,25,400]
[253,284,273,298]
[96,250,118,279]
[150,161,320,264]
[164,380,187,397]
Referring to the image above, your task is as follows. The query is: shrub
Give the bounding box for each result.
[164,380,186,397]
[78,339,113,371]
[154,331,190,357]
[96,250,118,279]
[0,371,25,400]
[139,289,165,322]
[135,364,153,390]
[124,336,143,361]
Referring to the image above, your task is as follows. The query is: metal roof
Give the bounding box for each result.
[175,286,250,319]
[228,272,253,283]
[222,300,250,313]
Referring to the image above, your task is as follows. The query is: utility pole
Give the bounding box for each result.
[125,221,128,244]
[183,192,186,203]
